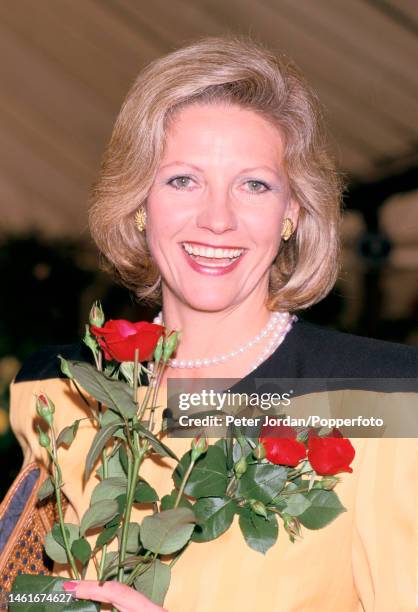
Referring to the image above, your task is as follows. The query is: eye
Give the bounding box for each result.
[167,175,195,190]
[243,180,271,194]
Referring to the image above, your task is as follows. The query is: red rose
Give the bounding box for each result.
[91,320,165,362]
[259,423,306,467]
[307,435,355,475]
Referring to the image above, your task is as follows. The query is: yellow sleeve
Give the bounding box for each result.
[9,375,101,523]
[351,437,417,611]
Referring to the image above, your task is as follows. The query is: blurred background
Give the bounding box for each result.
[0,0,417,496]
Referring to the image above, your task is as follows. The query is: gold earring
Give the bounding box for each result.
[281,217,294,241]
[135,207,147,232]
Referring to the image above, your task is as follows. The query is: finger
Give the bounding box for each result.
[63,580,164,611]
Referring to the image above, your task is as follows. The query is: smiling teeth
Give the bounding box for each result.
[182,243,243,258]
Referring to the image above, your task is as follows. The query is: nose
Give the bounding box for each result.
[196,187,238,234]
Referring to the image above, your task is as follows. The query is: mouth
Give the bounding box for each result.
[180,241,246,274]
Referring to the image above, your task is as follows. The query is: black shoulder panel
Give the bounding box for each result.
[293,320,418,379]
[14,341,95,383]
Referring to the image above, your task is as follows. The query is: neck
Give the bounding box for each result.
[159,286,274,362]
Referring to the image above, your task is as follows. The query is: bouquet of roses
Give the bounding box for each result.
[10,302,355,611]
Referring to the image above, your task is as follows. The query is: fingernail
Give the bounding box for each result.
[62,581,78,593]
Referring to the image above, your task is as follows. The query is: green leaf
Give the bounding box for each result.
[173,446,228,498]
[282,483,312,516]
[104,494,126,529]
[95,523,119,550]
[298,490,346,529]
[119,445,129,475]
[37,476,54,501]
[134,479,159,503]
[10,575,99,612]
[237,464,288,504]
[66,360,138,419]
[71,538,92,565]
[45,524,79,564]
[117,522,140,554]
[91,477,128,504]
[115,493,127,515]
[133,422,178,461]
[238,508,278,554]
[283,493,311,516]
[56,420,81,448]
[101,409,124,427]
[140,508,195,555]
[192,497,236,542]
[134,559,171,606]
[85,422,120,481]
[214,438,232,468]
[160,490,192,511]
[80,500,119,536]
[51,522,79,548]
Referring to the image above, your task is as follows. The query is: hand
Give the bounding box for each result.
[63,580,167,612]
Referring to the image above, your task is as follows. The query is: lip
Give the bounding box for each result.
[180,240,245,250]
[180,244,246,276]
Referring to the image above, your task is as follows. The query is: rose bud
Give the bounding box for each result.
[249,499,268,519]
[163,331,180,363]
[153,335,164,364]
[58,356,74,380]
[36,393,55,427]
[89,300,105,327]
[252,442,266,460]
[36,425,51,450]
[191,434,208,461]
[234,455,248,479]
[282,514,301,540]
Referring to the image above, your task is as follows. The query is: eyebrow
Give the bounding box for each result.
[159,161,282,177]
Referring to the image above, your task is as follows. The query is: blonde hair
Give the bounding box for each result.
[89,35,342,311]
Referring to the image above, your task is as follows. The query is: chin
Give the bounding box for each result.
[180,288,238,313]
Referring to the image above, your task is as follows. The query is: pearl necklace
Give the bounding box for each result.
[151,310,297,372]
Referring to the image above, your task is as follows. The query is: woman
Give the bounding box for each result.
[3,36,418,611]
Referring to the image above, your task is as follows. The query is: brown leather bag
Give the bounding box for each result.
[0,462,69,599]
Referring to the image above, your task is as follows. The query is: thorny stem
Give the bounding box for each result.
[50,428,80,579]
[174,459,195,509]
[95,348,111,582]
[117,449,146,583]
[148,361,165,432]
[118,350,149,584]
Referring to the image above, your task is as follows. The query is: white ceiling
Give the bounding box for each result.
[0,0,417,237]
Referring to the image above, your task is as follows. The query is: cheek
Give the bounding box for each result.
[147,191,192,234]
[247,211,282,249]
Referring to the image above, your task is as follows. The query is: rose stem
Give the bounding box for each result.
[174,459,196,509]
[118,349,145,583]
[50,428,80,579]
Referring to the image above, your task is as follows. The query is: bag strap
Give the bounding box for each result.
[0,462,69,597]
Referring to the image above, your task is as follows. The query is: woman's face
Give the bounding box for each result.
[146,103,299,312]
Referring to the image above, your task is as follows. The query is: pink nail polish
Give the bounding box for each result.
[62,581,78,593]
